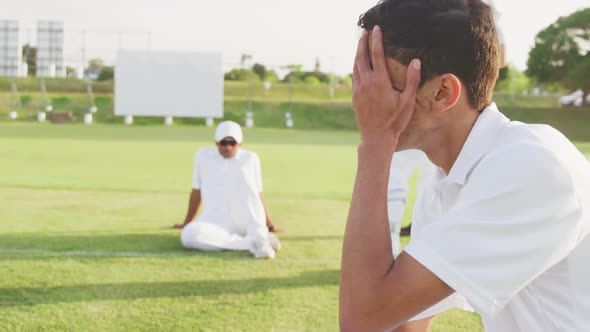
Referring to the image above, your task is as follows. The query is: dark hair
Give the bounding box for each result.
[358,0,499,111]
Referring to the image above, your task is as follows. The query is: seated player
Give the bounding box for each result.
[173,121,283,259]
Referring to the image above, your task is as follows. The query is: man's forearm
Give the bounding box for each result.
[183,190,201,224]
[183,204,199,224]
[341,143,397,312]
[259,193,273,229]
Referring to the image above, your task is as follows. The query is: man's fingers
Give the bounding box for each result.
[370,26,387,74]
[395,59,422,131]
[401,59,421,107]
[354,30,371,78]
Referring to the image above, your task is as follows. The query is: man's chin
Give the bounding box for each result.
[395,135,413,152]
[221,153,237,159]
[396,128,422,152]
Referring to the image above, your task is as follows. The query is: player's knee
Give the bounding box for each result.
[180,222,199,248]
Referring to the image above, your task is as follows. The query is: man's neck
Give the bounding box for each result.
[422,109,479,175]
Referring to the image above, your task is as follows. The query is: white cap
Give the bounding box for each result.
[214,121,243,143]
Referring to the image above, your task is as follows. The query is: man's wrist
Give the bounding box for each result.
[358,141,397,160]
[359,137,398,152]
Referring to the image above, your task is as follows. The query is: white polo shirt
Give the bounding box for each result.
[404,103,590,331]
[192,147,265,234]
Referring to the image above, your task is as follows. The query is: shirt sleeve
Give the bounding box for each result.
[192,151,202,190]
[253,153,263,193]
[411,293,473,321]
[404,143,581,318]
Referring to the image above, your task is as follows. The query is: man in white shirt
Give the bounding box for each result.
[339,1,590,331]
[173,121,283,259]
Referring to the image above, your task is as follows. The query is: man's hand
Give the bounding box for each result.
[172,223,187,229]
[352,26,421,146]
[268,225,286,233]
[267,218,285,233]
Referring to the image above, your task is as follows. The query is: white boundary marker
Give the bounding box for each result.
[0,248,339,265]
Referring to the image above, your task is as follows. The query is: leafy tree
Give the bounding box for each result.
[286,64,303,74]
[252,63,268,80]
[527,8,590,93]
[66,66,77,78]
[498,66,509,81]
[264,69,279,82]
[98,66,114,81]
[85,58,106,80]
[282,64,303,82]
[88,58,105,69]
[281,64,331,84]
[304,76,321,86]
[341,74,353,88]
[495,66,532,94]
[300,71,329,83]
[562,55,590,91]
[22,44,36,76]
[224,68,252,81]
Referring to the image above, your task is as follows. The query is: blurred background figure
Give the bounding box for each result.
[387,150,435,256]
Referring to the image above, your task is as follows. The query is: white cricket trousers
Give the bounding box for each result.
[180,220,268,252]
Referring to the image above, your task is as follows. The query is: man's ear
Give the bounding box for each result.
[432,73,461,113]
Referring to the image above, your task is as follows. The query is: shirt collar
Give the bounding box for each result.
[443,103,510,186]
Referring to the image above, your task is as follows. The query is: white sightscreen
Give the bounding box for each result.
[115,50,223,118]
[0,20,21,77]
[36,20,65,78]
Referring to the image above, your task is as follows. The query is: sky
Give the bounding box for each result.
[2,0,589,75]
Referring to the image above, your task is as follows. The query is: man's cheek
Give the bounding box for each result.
[415,94,431,111]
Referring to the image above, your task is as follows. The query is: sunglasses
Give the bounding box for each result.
[219,140,238,147]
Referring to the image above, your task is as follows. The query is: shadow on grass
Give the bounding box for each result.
[0,233,343,251]
[0,233,342,261]
[0,269,340,307]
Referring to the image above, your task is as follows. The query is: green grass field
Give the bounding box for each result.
[2,123,589,331]
[0,123,470,331]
